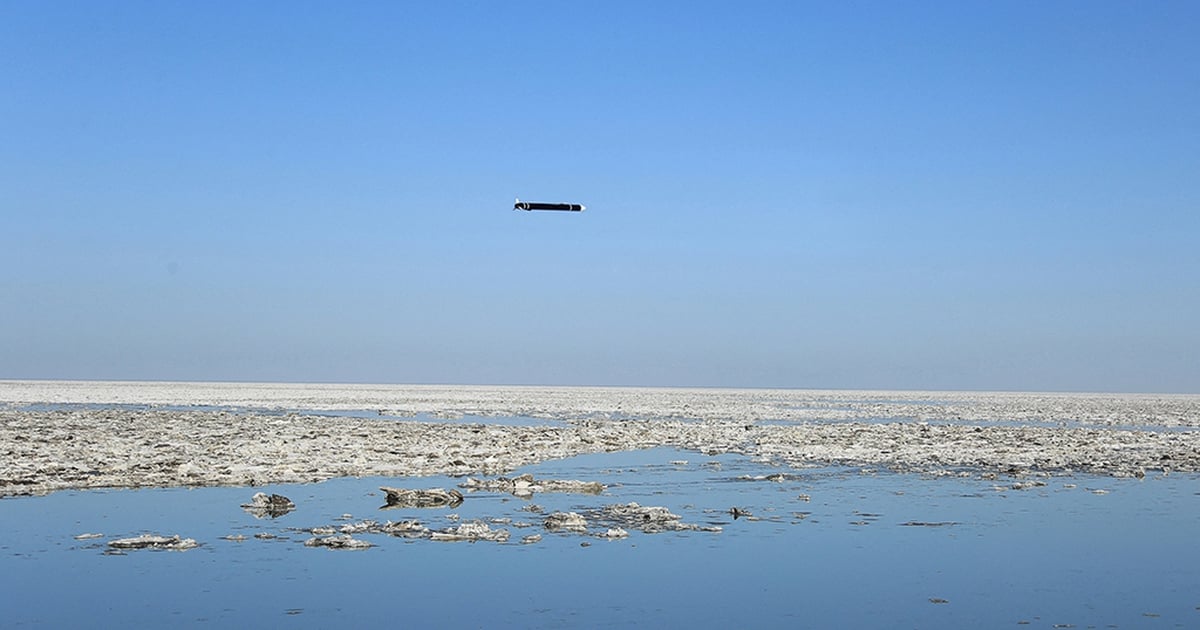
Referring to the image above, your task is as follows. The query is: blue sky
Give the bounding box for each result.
[3,1,1197,392]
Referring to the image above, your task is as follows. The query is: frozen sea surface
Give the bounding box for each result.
[4,402,564,427]
[2,446,1198,628]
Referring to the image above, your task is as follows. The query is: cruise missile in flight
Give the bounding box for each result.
[514,197,585,212]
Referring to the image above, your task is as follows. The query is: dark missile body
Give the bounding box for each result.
[514,200,585,212]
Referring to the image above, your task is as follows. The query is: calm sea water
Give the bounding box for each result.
[2,443,1198,628]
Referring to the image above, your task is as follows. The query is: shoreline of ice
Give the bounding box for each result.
[2,380,1198,497]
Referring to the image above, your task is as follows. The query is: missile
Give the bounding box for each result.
[514,197,585,212]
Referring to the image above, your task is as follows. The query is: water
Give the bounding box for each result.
[2,446,1198,628]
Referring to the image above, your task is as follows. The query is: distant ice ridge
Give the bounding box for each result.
[1,380,1197,429]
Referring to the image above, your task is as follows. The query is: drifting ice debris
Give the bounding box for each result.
[298,520,431,539]
[604,503,680,526]
[338,520,378,534]
[107,534,198,551]
[381,520,430,538]
[588,502,721,534]
[74,532,104,540]
[430,520,510,542]
[543,511,589,533]
[240,492,296,518]
[600,527,629,539]
[379,487,464,509]
[304,534,373,550]
[735,473,795,482]
[460,474,605,498]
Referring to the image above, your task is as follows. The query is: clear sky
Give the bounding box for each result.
[2,1,1197,393]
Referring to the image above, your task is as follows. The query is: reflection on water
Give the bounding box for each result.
[2,445,1198,628]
